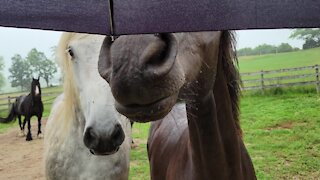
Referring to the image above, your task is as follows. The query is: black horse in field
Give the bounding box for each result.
[0,78,43,141]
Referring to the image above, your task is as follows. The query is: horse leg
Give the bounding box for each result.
[18,115,22,129]
[22,117,27,134]
[18,115,25,137]
[26,117,33,141]
[37,115,43,138]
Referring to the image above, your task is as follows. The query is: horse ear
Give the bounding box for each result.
[37,76,40,81]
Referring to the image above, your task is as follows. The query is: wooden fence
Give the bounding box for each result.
[0,92,61,113]
[240,64,320,93]
[0,65,318,113]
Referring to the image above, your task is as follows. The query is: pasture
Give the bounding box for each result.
[0,87,318,179]
[239,47,320,72]
[239,48,320,91]
[0,48,319,179]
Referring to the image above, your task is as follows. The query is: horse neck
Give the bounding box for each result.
[186,59,243,179]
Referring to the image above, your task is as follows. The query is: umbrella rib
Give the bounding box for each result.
[108,0,115,40]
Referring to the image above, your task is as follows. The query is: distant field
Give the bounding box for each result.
[239,47,320,73]
[238,48,320,90]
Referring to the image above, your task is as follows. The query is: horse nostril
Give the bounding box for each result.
[140,33,177,77]
[111,123,125,147]
[90,149,95,155]
[84,127,99,149]
[143,40,169,66]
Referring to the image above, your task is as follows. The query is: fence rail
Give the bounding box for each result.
[240,64,320,93]
[0,65,319,113]
[0,92,61,113]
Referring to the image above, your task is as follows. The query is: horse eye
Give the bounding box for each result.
[66,47,74,58]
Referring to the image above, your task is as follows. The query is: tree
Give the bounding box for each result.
[237,43,297,57]
[50,46,57,59]
[0,56,5,90]
[40,59,58,87]
[302,39,319,50]
[277,43,293,53]
[9,54,32,90]
[254,44,277,55]
[293,47,300,51]
[27,48,57,87]
[27,48,47,73]
[237,47,254,56]
[290,28,320,49]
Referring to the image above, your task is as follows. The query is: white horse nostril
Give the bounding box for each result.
[90,149,95,155]
[84,127,99,149]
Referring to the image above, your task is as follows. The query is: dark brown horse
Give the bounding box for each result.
[0,78,43,141]
[98,31,256,179]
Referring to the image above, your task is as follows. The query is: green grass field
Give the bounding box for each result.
[239,47,320,72]
[241,91,320,179]
[239,48,320,89]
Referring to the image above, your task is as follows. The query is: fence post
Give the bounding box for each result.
[8,96,11,110]
[315,64,320,94]
[260,70,265,93]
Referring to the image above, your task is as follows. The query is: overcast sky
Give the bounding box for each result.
[0,27,304,73]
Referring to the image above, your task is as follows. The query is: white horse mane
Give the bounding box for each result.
[45,33,90,140]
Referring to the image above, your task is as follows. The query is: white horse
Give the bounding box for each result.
[44,33,131,180]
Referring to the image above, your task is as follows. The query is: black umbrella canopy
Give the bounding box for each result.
[0,0,319,35]
[0,0,111,34]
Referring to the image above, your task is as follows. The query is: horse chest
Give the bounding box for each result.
[148,106,195,180]
[46,134,128,180]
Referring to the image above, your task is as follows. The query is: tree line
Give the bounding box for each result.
[0,48,57,91]
[238,28,320,57]
[237,43,299,56]
[289,28,320,50]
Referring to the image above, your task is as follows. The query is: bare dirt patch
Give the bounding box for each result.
[266,121,294,131]
[0,120,46,180]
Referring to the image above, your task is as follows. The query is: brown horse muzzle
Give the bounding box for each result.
[98,34,181,121]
